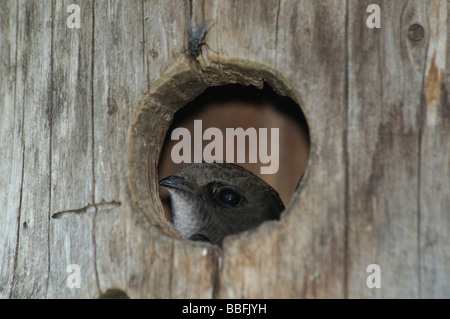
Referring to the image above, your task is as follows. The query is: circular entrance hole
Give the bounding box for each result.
[128,60,310,242]
[159,83,310,226]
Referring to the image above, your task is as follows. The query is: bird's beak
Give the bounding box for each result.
[189,234,213,244]
[159,175,195,195]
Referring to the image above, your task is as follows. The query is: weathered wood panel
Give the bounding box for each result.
[91,0,220,298]
[215,0,347,298]
[7,0,53,298]
[347,0,425,298]
[419,0,449,298]
[0,0,21,298]
[91,0,146,296]
[347,0,449,298]
[1,0,449,299]
[47,0,98,298]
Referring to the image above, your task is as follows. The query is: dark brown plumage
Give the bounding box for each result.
[159,162,284,246]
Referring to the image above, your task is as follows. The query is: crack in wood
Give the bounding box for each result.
[51,201,122,219]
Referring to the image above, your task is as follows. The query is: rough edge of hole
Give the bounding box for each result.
[127,57,310,240]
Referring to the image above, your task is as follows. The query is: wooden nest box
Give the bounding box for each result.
[1,1,449,299]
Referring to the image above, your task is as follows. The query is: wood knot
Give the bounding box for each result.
[408,24,424,42]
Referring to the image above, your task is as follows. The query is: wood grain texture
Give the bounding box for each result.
[91,0,147,297]
[215,0,347,298]
[347,0,449,299]
[1,0,449,299]
[0,0,21,299]
[47,0,98,298]
[7,0,53,298]
[347,0,425,298]
[419,0,449,298]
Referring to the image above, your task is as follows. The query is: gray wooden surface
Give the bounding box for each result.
[0,0,449,298]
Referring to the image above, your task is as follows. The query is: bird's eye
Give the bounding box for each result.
[214,186,243,208]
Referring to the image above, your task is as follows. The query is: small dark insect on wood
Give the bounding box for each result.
[184,19,216,58]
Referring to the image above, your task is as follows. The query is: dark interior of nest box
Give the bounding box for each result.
[158,82,310,223]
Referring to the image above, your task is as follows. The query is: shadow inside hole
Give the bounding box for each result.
[158,82,310,224]
[99,288,130,299]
